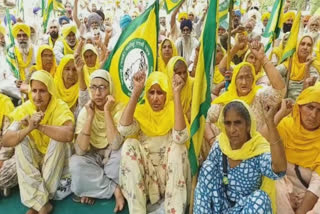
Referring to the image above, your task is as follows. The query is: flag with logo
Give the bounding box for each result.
[189,0,218,175]
[164,0,184,13]
[261,0,284,55]
[5,9,20,80]
[280,11,301,63]
[103,1,159,104]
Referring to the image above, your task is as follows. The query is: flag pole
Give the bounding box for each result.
[225,0,234,90]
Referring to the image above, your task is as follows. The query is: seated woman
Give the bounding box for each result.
[276,35,320,100]
[158,38,177,74]
[0,93,16,197]
[207,61,285,141]
[194,100,287,213]
[2,70,75,214]
[270,32,290,66]
[70,69,125,212]
[118,71,191,213]
[276,84,320,213]
[167,56,194,120]
[33,45,57,76]
[54,55,80,114]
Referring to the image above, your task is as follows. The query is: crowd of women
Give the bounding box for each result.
[0,0,320,213]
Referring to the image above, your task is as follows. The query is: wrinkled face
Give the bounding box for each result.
[310,21,320,33]
[181,26,191,36]
[224,108,250,149]
[298,37,313,60]
[0,32,5,47]
[41,49,54,71]
[174,60,188,83]
[147,84,166,112]
[31,80,51,111]
[218,27,226,36]
[16,30,29,48]
[215,45,224,64]
[235,66,254,96]
[84,50,97,67]
[263,18,269,27]
[62,60,78,88]
[188,13,194,21]
[66,32,76,46]
[161,40,173,61]
[300,102,320,131]
[246,52,256,66]
[245,23,253,33]
[89,78,110,107]
[159,17,166,26]
[233,15,240,26]
[91,21,99,30]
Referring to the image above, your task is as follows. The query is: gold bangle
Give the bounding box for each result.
[270,138,282,145]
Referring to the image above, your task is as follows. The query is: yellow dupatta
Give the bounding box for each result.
[167,56,194,115]
[76,70,124,148]
[61,24,78,55]
[158,38,177,74]
[0,93,14,130]
[34,45,57,76]
[278,83,320,175]
[217,100,277,213]
[54,55,79,109]
[213,62,262,105]
[11,71,74,154]
[313,41,320,72]
[283,35,314,81]
[48,36,61,48]
[82,44,100,87]
[213,44,227,84]
[134,72,174,137]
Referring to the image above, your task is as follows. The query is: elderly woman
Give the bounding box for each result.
[2,70,74,214]
[158,38,177,74]
[276,35,320,100]
[33,45,57,76]
[53,55,80,113]
[194,100,287,213]
[54,24,78,64]
[70,70,125,212]
[167,56,194,120]
[118,71,191,213]
[275,84,320,213]
[0,93,16,197]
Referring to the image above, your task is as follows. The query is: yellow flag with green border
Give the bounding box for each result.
[164,0,184,13]
[103,1,159,104]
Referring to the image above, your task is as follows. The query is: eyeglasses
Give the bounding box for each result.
[89,85,108,92]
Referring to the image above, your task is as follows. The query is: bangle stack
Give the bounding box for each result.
[270,138,282,146]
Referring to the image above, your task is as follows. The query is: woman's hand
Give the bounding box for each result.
[132,71,146,98]
[104,95,115,112]
[74,53,85,72]
[172,74,185,95]
[85,100,95,119]
[28,111,44,131]
[250,41,266,62]
[262,102,278,126]
[278,98,294,118]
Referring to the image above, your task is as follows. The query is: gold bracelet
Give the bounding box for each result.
[270,138,282,146]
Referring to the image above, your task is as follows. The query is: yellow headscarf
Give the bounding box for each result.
[313,41,320,72]
[213,44,227,84]
[261,12,270,21]
[76,69,123,149]
[278,84,320,176]
[283,35,314,81]
[0,93,14,130]
[167,56,194,115]
[0,25,6,36]
[82,44,100,87]
[61,24,77,55]
[34,45,57,76]
[134,72,174,137]
[158,38,178,74]
[178,12,188,22]
[12,23,31,38]
[11,70,74,154]
[54,55,79,109]
[218,100,277,213]
[213,62,262,105]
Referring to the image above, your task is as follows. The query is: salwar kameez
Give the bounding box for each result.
[118,120,191,214]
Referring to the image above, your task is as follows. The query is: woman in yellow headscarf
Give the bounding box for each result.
[118,71,191,213]
[70,69,125,211]
[54,55,79,111]
[167,56,193,118]
[194,100,287,213]
[158,38,177,74]
[270,32,290,65]
[2,70,74,213]
[277,35,319,100]
[276,84,320,213]
[82,44,100,87]
[33,45,57,76]
[0,94,14,134]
